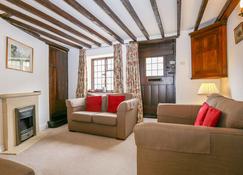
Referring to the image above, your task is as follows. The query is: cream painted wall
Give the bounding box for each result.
[176,31,221,104]
[0,19,49,151]
[224,4,243,101]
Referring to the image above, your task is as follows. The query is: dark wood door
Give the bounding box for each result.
[49,46,68,127]
[139,40,176,116]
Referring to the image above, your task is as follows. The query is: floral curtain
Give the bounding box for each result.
[126,42,143,122]
[76,49,87,98]
[113,44,124,93]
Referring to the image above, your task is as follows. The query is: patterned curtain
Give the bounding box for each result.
[113,44,124,93]
[126,42,143,122]
[76,49,87,98]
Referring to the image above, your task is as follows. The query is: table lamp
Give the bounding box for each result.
[198,83,219,96]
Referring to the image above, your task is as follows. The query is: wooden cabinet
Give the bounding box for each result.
[190,22,227,79]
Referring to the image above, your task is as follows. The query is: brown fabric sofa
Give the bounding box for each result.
[66,93,138,139]
[0,158,34,175]
[134,94,243,175]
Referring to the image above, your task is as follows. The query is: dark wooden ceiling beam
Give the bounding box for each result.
[194,0,209,31]
[150,0,165,38]
[216,0,240,22]
[94,0,136,41]
[12,23,70,52]
[0,3,90,48]
[7,0,101,47]
[177,0,182,37]
[121,0,150,40]
[1,16,82,49]
[64,0,124,44]
[35,0,112,45]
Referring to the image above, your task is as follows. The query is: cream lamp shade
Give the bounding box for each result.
[198,83,219,95]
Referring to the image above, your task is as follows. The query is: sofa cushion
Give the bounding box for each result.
[207,94,243,129]
[194,102,209,126]
[107,95,125,113]
[202,106,221,127]
[86,96,102,112]
[72,111,97,122]
[0,158,35,175]
[93,112,117,126]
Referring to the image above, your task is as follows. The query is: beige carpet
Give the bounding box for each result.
[0,125,137,175]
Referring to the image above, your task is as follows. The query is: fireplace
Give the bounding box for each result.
[15,105,36,145]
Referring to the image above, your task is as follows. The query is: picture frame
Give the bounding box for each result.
[234,22,243,44]
[6,37,33,73]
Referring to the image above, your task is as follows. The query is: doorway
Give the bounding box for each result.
[48,45,68,127]
[138,39,176,117]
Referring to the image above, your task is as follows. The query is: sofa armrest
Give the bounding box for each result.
[134,122,243,154]
[66,98,86,121]
[66,98,85,111]
[157,104,201,125]
[116,98,138,139]
[117,98,138,112]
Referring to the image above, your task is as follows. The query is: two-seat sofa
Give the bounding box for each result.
[66,93,138,139]
[134,94,243,175]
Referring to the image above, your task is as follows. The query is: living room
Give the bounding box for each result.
[0,0,243,175]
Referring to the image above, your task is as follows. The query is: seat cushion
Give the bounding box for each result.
[93,112,117,126]
[72,111,97,123]
[0,158,34,175]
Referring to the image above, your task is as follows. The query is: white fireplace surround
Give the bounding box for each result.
[0,91,40,153]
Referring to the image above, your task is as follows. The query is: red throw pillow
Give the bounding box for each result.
[107,95,125,113]
[194,102,209,126]
[202,107,221,127]
[86,96,102,112]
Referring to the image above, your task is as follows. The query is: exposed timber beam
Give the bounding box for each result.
[7,0,101,47]
[0,3,90,48]
[150,0,165,38]
[138,35,177,45]
[194,0,208,31]
[94,0,137,41]
[13,24,70,52]
[121,0,150,40]
[177,0,182,37]
[64,0,124,44]
[35,0,112,45]
[1,16,82,49]
[216,0,240,22]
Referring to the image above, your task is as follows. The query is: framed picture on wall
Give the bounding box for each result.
[234,22,243,44]
[6,37,33,73]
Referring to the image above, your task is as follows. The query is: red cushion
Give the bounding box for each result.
[202,107,221,127]
[194,102,209,126]
[86,96,102,112]
[107,95,125,113]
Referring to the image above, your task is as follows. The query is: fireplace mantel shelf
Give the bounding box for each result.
[0,91,41,99]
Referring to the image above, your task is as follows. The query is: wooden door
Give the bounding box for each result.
[49,46,68,127]
[139,40,176,116]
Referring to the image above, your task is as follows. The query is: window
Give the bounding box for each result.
[92,57,114,91]
[146,57,164,76]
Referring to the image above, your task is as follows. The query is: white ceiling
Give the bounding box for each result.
[0,0,228,49]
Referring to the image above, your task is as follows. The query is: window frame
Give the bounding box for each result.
[145,56,165,77]
[91,57,114,92]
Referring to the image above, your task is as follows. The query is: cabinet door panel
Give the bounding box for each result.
[190,23,227,79]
